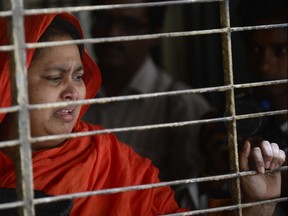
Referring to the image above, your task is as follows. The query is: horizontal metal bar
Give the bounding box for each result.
[163,197,288,216]
[19,166,288,204]
[23,0,223,16]
[1,24,286,52]
[0,139,20,148]
[26,109,286,143]
[0,105,20,114]
[0,201,24,210]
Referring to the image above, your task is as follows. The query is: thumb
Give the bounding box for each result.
[239,140,251,171]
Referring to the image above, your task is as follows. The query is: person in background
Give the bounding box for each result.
[197,0,287,214]
[237,0,287,214]
[237,0,287,151]
[83,0,210,209]
[0,11,286,216]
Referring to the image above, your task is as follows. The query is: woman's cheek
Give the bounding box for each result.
[80,84,86,100]
[29,86,41,104]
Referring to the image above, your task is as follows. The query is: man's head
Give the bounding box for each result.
[237,0,287,102]
[90,0,167,80]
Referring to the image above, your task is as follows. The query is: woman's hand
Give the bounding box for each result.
[239,140,286,215]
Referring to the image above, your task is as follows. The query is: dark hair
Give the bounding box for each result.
[33,16,84,61]
[237,0,287,26]
[236,0,287,42]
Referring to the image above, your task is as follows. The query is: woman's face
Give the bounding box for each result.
[28,34,86,149]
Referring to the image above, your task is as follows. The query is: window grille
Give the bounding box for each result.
[0,0,287,215]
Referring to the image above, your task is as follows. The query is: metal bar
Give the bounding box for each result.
[1,23,286,51]
[26,109,287,144]
[163,197,288,216]
[0,105,19,114]
[15,168,288,204]
[0,139,20,148]
[22,0,223,16]
[5,0,35,215]
[0,166,286,214]
[25,79,287,109]
[220,0,242,215]
[0,0,286,215]
[0,201,24,210]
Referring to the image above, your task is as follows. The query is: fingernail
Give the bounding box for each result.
[260,166,265,174]
[271,162,276,170]
[265,161,271,169]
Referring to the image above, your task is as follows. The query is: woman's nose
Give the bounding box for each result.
[61,82,79,101]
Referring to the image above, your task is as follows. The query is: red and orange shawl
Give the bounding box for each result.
[0,13,182,215]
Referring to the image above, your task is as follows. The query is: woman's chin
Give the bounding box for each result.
[31,138,67,151]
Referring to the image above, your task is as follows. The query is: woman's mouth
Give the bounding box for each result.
[54,107,76,122]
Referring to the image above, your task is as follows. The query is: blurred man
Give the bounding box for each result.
[238,1,287,213]
[236,0,287,155]
[83,0,210,209]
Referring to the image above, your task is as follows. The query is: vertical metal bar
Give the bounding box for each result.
[219,0,242,215]
[4,0,35,215]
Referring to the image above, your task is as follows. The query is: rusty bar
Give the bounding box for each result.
[219,0,242,215]
[4,0,35,215]
[22,0,223,16]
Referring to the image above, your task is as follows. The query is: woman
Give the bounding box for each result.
[0,13,286,215]
[0,13,182,215]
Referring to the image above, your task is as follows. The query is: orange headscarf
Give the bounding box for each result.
[0,13,183,215]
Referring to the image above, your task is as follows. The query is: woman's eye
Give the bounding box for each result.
[73,74,84,81]
[45,76,61,82]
